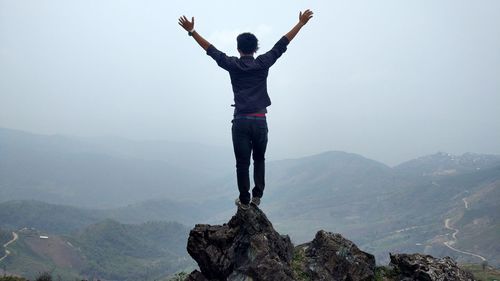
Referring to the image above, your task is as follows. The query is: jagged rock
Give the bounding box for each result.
[187,207,472,281]
[187,207,294,281]
[185,270,209,281]
[293,230,376,281]
[389,253,476,281]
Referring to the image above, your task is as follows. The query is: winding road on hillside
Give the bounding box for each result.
[0,232,18,263]
[443,198,487,262]
[462,198,469,209]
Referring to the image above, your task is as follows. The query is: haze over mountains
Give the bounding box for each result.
[0,127,234,207]
[1,127,499,279]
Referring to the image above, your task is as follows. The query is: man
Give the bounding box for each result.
[178,9,313,210]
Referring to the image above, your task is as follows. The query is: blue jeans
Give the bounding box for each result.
[231,118,268,205]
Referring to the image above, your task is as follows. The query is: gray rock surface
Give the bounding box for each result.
[293,230,376,281]
[187,207,294,281]
[186,206,476,281]
[389,253,476,281]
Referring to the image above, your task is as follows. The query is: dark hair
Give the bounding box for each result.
[237,32,259,54]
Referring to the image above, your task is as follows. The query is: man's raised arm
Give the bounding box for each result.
[285,9,314,42]
[178,15,211,51]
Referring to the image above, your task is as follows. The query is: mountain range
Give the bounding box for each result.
[0,127,233,208]
[0,127,499,278]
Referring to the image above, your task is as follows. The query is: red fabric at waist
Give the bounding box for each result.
[241,113,266,117]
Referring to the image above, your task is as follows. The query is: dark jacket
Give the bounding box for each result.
[207,36,290,114]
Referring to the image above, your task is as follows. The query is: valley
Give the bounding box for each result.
[0,128,499,279]
[0,222,193,280]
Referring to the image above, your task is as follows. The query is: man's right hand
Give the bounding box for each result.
[299,9,314,26]
[285,9,314,42]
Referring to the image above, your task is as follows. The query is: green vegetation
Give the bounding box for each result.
[375,263,500,281]
[1,271,193,281]
[461,263,500,281]
[165,271,188,281]
[291,247,311,281]
[34,272,51,281]
[0,276,28,281]
[1,232,81,281]
[2,220,193,281]
[1,149,499,278]
[69,219,194,281]
[374,266,399,281]
[0,201,100,235]
[455,224,500,266]
[374,267,384,281]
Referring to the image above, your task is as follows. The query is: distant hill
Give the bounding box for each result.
[253,151,500,267]
[3,150,499,268]
[1,220,192,281]
[0,127,233,208]
[191,150,499,267]
[70,220,192,280]
[101,198,229,225]
[394,151,500,178]
[451,171,500,267]
[265,151,397,205]
[1,127,499,269]
[0,201,101,234]
[0,199,222,234]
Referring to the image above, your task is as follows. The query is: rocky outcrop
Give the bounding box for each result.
[389,253,476,281]
[187,207,294,281]
[293,230,375,281]
[185,270,209,281]
[186,206,475,281]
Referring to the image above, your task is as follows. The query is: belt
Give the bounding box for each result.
[233,115,266,120]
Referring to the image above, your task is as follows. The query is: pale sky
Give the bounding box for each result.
[1,0,499,165]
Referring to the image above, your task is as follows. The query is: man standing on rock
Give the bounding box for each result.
[178,10,313,210]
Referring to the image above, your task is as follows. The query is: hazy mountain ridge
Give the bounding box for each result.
[2,159,497,269]
[394,151,500,178]
[1,128,499,274]
[0,127,233,208]
[0,127,233,173]
[268,151,395,197]
[0,199,212,235]
[0,200,101,234]
[78,135,233,177]
[364,164,500,266]
[257,151,500,266]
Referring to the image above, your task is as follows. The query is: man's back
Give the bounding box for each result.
[206,36,290,114]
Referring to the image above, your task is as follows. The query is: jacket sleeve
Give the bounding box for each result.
[256,36,290,68]
[206,45,233,71]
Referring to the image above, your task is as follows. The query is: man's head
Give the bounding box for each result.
[237,32,259,55]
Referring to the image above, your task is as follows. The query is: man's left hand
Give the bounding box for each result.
[178,15,195,32]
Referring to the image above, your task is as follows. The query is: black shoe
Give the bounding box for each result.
[235,198,250,210]
[251,197,261,207]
